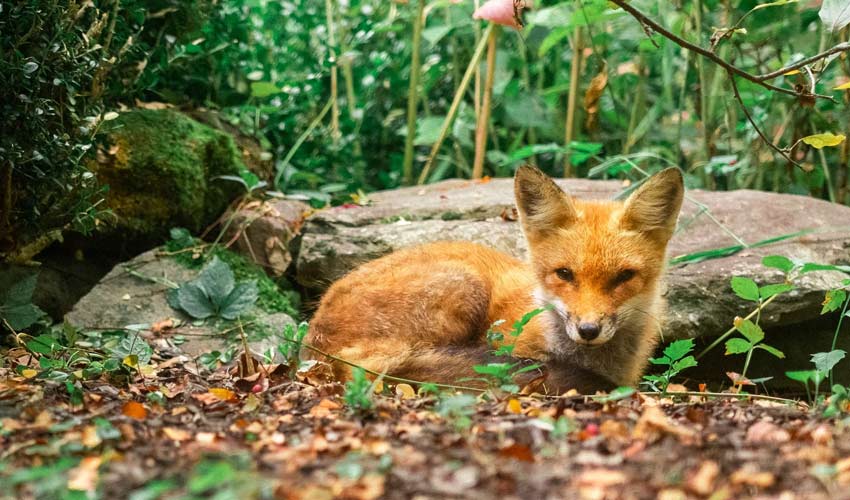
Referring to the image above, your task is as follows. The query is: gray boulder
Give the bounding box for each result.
[296,178,850,341]
[66,247,296,359]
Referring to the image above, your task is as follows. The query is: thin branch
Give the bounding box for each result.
[607,0,844,102]
[727,72,803,169]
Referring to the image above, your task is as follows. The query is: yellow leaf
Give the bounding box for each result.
[372,380,384,394]
[506,398,522,414]
[802,133,846,149]
[21,369,38,379]
[123,355,139,368]
[395,383,416,399]
[783,69,801,75]
[834,82,850,90]
[209,388,236,401]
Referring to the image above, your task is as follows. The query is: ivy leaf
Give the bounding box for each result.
[730,276,760,302]
[801,132,846,149]
[111,334,153,365]
[0,272,46,330]
[822,289,847,314]
[218,281,259,320]
[176,282,216,319]
[755,344,785,359]
[762,255,795,274]
[734,318,765,344]
[662,339,695,362]
[725,338,751,355]
[811,350,846,374]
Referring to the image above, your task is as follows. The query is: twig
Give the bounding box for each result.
[607,0,844,102]
[727,72,803,169]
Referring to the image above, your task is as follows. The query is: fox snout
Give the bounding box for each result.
[561,311,617,346]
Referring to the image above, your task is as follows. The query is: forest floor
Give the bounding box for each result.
[2,337,850,500]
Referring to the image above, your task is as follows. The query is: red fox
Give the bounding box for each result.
[306,166,684,393]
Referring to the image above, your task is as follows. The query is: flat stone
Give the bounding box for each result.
[296,178,850,341]
[66,247,296,359]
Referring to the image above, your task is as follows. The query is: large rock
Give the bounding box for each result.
[296,178,850,341]
[89,109,251,244]
[66,247,298,359]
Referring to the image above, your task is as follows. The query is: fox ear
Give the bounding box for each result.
[621,167,684,241]
[514,165,577,240]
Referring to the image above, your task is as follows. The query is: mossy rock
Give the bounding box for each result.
[90,109,247,242]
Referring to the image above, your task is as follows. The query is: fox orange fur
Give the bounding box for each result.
[306,166,684,393]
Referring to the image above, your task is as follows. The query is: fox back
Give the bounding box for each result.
[306,166,684,392]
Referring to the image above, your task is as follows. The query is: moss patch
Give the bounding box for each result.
[90,109,248,241]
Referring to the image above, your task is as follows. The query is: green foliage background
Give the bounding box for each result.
[2,0,849,255]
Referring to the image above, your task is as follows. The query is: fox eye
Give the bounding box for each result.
[613,269,636,286]
[555,268,575,282]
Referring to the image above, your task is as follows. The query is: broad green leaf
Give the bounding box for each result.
[3,303,46,331]
[822,289,847,314]
[786,370,817,384]
[731,276,760,302]
[800,262,850,274]
[538,26,570,57]
[801,133,846,149]
[198,257,235,307]
[734,318,765,344]
[422,26,451,46]
[759,283,794,299]
[662,339,695,362]
[176,282,216,319]
[762,255,794,273]
[755,344,785,359]
[26,334,59,355]
[725,338,751,355]
[819,0,850,32]
[219,281,259,320]
[412,116,446,146]
[250,81,279,98]
[648,356,669,366]
[811,350,846,373]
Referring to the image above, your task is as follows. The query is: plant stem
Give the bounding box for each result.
[564,25,583,177]
[739,347,754,388]
[418,24,494,185]
[697,293,780,360]
[274,97,334,190]
[829,294,850,387]
[324,0,340,146]
[472,25,499,180]
[402,0,426,185]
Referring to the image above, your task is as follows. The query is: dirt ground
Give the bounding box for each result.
[2,339,850,500]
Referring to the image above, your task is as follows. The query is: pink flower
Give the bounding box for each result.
[473,0,531,30]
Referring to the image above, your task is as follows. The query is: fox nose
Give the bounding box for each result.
[577,322,601,341]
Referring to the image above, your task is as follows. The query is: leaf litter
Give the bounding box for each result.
[1,333,849,499]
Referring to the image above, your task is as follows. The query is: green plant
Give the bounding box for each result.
[436,393,477,431]
[469,305,550,393]
[168,257,259,321]
[343,367,376,413]
[277,322,309,378]
[642,339,698,394]
[0,270,46,333]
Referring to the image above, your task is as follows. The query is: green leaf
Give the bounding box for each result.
[731,276,760,302]
[725,338,752,355]
[198,257,235,307]
[26,334,59,355]
[111,334,153,365]
[672,355,698,371]
[822,289,847,314]
[218,281,259,320]
[819,0,850,32]
[811,350,846,374]
[762,255,794,273]
[800,262,850,274]
[734,318,765,344]
[422,26,451,46]
[759,283,794,299]
[3,303,46,330]
[250,81,279,98]
[755,344,785,359]
[0,271,46,330]
[538,26,571,57]
[662,339,695,362]
[785,370,817,384]
[593,386,635,403]
[176,282,216,319]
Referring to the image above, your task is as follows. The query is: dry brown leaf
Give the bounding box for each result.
[730,465,775,487]
[633,406,696,442]
[395,383,416,399]
[208,388,237,401]
[498,443,535,462]
[67,456,102,492]
[746,421,790,444]
[81,426,101,448]
[687,460,720,496]
[121,401,147,420]
[162,427,191,442]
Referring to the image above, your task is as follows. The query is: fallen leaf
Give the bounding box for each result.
[162,427,191,441]
[633,406,696,442]
[67,456,102,492]
[209,388,236,401]
[498,443,535,462]
[506,398,522,414]
[21,369,38,379]
[121,401,147,420]
[395,383,416,399]
[746,421,791,444]
[730,465,774,487]
[687,460,720,496]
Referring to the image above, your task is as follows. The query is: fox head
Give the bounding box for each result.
[514,166,684,350]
